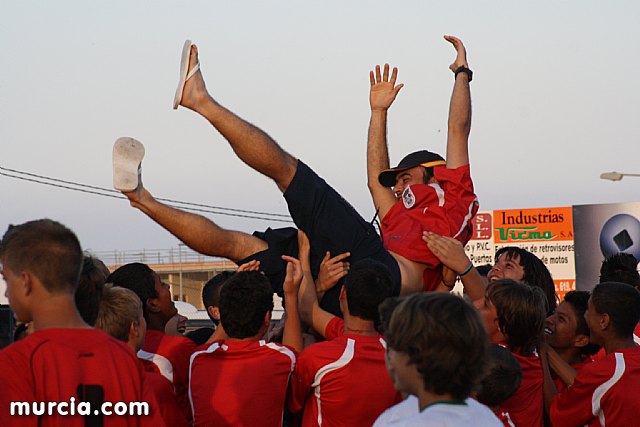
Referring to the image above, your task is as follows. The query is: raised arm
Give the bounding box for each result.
[547,345,579,388]
[422,231,485,301]
[539,342,559,416]
[296,232,335,338]
[315,251,350,301]
[444,35,472,169]
[367,64,404,219]
[281,255,303,352]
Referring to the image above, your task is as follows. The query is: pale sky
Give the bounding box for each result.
[1,0,639,257]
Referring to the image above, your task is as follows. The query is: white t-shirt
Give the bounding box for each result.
[373,396,502,427]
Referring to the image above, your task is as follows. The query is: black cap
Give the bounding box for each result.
[378,150,445,187]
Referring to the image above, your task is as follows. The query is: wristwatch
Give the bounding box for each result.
[454,65,473,82]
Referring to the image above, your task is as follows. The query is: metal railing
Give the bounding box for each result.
[90,246,228,268]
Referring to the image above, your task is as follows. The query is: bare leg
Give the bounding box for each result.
[178,44,297,193]
[124,185,267,263]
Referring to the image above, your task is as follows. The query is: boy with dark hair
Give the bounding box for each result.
[544,290,599,393]
[189,258,302,427]
[95,284,188,427]
[74,254,110,326]
[599,253,640,288]
[599,253,640,346]
[475,344,522,426]
[218,271,274,338]
[202,271,233,326]
[377,296,403,335]
[0,219,159,426]
[185,270,234,345]
[107,262,196,422]
[550,282,640,426]
[478,279,547,427]
[488,246,557,314]
[374,292,499,426]
[288,249,400,426]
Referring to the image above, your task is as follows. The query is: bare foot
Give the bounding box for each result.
[179,45,211,112]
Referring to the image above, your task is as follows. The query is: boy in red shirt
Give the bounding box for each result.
[189,259,302,427]
[543,290,599,393]
[0,219,161,427]
[477,279,547,427]
[288,239,401,426]
[549,282,640,426]
[95,284,188,427]
[107,262,197,421]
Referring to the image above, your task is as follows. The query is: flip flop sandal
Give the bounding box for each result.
[113,137,145,192]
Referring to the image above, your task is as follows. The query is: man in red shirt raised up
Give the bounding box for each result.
[113,35,476,319]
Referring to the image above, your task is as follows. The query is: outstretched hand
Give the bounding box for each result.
[423,231,471,273]
[236,259,261,272]
[282,255,303,295]
[369,64,404,111]
[444,35,469,72]
[316,251,350,293]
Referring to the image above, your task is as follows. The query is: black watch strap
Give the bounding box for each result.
[454,65,473,82]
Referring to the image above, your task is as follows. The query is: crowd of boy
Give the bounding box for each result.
[2,34,640,427]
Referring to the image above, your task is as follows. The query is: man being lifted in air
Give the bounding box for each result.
[114,35,477,315]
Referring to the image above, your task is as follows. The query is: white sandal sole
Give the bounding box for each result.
[113,137,145,192]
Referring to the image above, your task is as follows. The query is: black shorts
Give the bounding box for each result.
[239,161,401,316]
[238,226,299,298]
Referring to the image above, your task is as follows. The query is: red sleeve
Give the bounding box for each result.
[550,362,606,426]
[324,317,344,340]
[144,372,187,427]
[170,337,197,423]
[435,164,478,242]
[0,346,37,427]
[287,347,317,414]
[140,372,169,427]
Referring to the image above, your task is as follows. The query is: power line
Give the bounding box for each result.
[0,165,294,223]
[0,165,289,217]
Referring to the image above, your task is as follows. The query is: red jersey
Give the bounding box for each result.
[593,323,640,361]
[144,371,188,427]
[381,164,478,275]
[137,329,196,421]
[500,351,543,427]
[189,339,296,427]
[288,317,401,426]
[550,347,640,427]
[553,356,594,394]
[0,328,163,427]
[324,316,344,340]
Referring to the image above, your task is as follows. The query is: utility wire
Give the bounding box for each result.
[0,165,293,223]
[0,165,289,217]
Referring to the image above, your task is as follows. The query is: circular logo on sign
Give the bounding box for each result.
[599,213,640,260]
